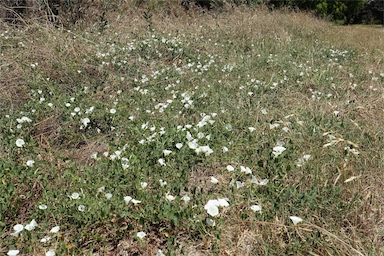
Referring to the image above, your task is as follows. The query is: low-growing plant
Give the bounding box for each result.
[1,5,383,256]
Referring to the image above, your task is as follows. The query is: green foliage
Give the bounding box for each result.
[268,0,369,24]
[358,0,384,24]
[1,7,383,255]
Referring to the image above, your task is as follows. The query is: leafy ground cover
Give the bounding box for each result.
[1,5,384,255]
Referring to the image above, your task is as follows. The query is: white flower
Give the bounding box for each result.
[105,193,113,199]
[204,198,229,217]
[206,218,216,227]
[250,205,261,212]
[50,226,60,233]
[11,224,24,236]
[114,150,122,157]
[110,108,116,114]
[14,224,24,232]
[166,194,175,201]
[140,182,148,189]
[90,152,98,160]
[46,249,55,256]
[121,157,130,169]
[16,116,32,124]
[217,198,229,207]
[70,192,80,199]
[39,204,47,210]
[16,139,25,148]
[195,145,213,156]
[25,219,37,231]
[251,176,269,186]
[225,124,232,131]
[26,160,35,167]
[78,205,86,212]
[204,200,219,217]
[124,196,132,204]
[210,176,219,184]
[289,216,303,225]
[137,231,146,239]
[296,154,311,167]
[226,165,234,172]
[163,149,172,156]
[236,181,245,188]
[240,166,252,174]
[98,186,106,193]
[248,127,256,132]
[222,146,229,153]
[159,179,167,187]
[272,146,286,157]
[158,158,166,166]
[175,143,183,149]
[187,141,198,149]
[270,123,280,129]
[156,249,164,256]
[7,250,20,256]
[85,106,94,114]
[182,195,191,203]
[81,117,90,127]
[40,236,51,243]
[131,199,141,205]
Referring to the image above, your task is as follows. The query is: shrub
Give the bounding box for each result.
[267,0,369,24]
[357,0,384,24]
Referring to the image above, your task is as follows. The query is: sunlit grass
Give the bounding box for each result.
[1,6,383,255]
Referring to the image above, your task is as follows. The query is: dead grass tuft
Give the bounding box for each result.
[0,54,29,111]
[31,115,63,146]
[65,140,109,166]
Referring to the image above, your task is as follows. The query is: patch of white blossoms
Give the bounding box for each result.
[204,198,230,217]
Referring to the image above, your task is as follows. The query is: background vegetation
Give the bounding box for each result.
[1,0,384,25]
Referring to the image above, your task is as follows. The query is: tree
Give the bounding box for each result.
[357,0,384,24]
[267,0,369,24]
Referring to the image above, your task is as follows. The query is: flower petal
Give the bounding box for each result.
[251,205,261,212]
[289,216,303,225]
[50,226,60,233]
[137,231,146,239]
